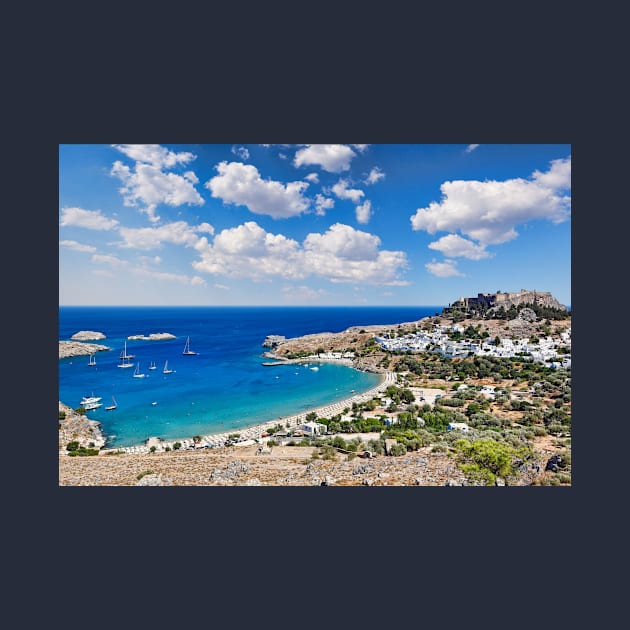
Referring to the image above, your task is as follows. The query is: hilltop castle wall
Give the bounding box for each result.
[451,289,566,311]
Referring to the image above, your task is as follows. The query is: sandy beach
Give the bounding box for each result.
[102,370,397,455]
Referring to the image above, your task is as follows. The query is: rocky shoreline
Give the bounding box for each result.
[58,402,107,452]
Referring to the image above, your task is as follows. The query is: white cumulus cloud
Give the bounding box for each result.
[305,173,319,183]
[111,160,205,223]
[112,144,196,169]
[410,156,571,246]
[428,234,492,260]
[314,194,335,216]
[331,178,365,204]
[206,161,310,219]
[294,144,357,173]
[231,146,250,160]
[192,221,408,286]
[59,240,97,253]
[364,167,385,184]
[425,259,464,277]
[118,221,211,250]
[355,200,372,224]
[60,207,119,231]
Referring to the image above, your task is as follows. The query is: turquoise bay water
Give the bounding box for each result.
[58,306,440,447]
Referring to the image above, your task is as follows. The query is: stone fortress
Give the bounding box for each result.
[448,289,567,313]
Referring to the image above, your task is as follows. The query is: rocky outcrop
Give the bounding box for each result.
[59,341,110,359]
[451,289,567,312]
[518,307,538,322]
[262,335,286,348]
[58,402,106,451]
[127,333,176,340]
[71,330,106,341]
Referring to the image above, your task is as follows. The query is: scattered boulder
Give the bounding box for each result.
[545,455,564,472]
[518,307,537,322]
[495,477,506,486]
[136,474,172,486]
[209,460,249,482]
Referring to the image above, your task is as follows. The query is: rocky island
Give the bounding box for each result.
[127,332,177,340]
[59,341,111,359]
[71,330,106,341]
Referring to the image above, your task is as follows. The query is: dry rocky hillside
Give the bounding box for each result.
[58,442,556,486]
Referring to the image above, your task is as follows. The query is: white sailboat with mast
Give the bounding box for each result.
[105,396,117,411]
[118,341,135,368]
[163,360,174,374]
[88,354,96,366]
[133,362,147,378]
[182,336,198,355]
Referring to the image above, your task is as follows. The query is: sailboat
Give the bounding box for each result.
[105,396,117,411]
[120,340,135,360]
[148,360,157,371]
[163,360,174,374]
[88,354,96,366]
[133,362,147,378]
[182,336,198,355]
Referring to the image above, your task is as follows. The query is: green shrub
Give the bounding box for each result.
[267,439,279,447]
[173,442,182,450]
[66,441,79,452]
[68,447,99,457]
[389,443,407,456]
[455,438,529,486]
[149,446,157,453]
[137,470,155,481]
[557,472,571,484]
[58,411,66,420]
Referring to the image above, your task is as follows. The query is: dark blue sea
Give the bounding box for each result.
[58,306,441,447]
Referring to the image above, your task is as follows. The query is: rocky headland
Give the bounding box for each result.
[58,402,107,452]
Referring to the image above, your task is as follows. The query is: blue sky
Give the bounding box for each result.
[59,144,571,307]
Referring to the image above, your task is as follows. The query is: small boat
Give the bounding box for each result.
[105,396,117,411]
[151,401,158,406]
[148,360,157,371]
[119,340,135,360]
[88,354,96,366]
[80,394,102,406]
[182,336,198,355]
[117,358,134,368]
[310,366,319,371]
[133,363,147,378]
[163,360,174,374]
[83,400,102,410]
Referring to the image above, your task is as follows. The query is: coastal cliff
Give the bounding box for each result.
[58,402,106,451]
